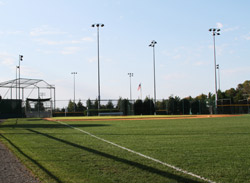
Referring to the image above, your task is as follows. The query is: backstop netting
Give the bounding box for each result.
[25,98,53,118]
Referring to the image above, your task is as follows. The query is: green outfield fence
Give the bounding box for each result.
[1,98,249,118]
[53,98,250,117]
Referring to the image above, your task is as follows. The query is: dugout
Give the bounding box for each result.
[0,78,55,118]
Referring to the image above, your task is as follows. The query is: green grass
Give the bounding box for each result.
[0,115,250,182]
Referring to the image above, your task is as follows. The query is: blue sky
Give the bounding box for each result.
[0,0,250,107]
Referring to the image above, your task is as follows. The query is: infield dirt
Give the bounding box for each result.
[46,114,241,122]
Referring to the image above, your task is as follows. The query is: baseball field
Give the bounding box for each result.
[0,114,249,183]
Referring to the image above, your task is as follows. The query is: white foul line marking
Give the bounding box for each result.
[56,120,216,183]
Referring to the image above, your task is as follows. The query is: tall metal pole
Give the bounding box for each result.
[213,34,218,113]
[19,56,20,101]
[209,28,220,114]
[16,66,18,100]
[18,55,23,116]
[149,40,157,115]
[97,26,100,111]
[217,64,220,91]
[71,72,77,112]
[128,73,133,101]
[92,23,104,112]
[153,45,156,105]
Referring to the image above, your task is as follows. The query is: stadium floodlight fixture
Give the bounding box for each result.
[149,40,157,114]
[128,73,134,101]
[92,23,104,112]
[149,40,157,47]
[209,28,221,114]
[71,72,77,112]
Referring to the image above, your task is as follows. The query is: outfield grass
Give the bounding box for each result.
[0,115,250,182]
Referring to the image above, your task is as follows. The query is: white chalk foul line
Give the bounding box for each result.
[56,120,216,183]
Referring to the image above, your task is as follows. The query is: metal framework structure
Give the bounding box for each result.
[0,78,56,110]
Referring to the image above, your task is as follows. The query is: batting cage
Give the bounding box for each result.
[0,78,55,118]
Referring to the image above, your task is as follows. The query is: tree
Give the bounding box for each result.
[106,100,114,109]
[167,96,181,115]
[120,98,129,115]
[155,99,168,114]
[86,99,93,109]
[67,100,75,112]
[143,97,155,115]
[25,99,31,111]
[117,97,123,110]
[134,99,143,115]
[194,94,209,114]
[94,99,98,109]
[242,80,250,94]
[76,100,86,112]
[181,98,191,115]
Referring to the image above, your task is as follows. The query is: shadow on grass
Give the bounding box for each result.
[0,134,62,183]
[28,129,202,183]
[26,119,45,121]
[1,124,110,129]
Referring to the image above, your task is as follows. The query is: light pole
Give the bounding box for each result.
[209,28,220,114]
[18,55,23,102]
[149,40,157,114]
[71,72,77,112]
[217,64,220,91]
[128,73,133,101]
[92,23,104,112]
[16,66,19,100]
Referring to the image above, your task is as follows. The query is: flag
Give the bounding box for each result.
[137,83,141,91]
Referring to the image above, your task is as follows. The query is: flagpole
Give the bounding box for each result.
[138,83,142,100]
[140,84,142,100]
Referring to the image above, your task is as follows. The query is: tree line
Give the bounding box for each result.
[55,80,250,115]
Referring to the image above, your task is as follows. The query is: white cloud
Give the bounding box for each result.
[222,67,250,75]
[216,22,223,29]
[162,46,185,60]
[21,66,44,78]
[34,38,65,45]
[0,52,15,66]
[34,37,92,45]
[163,73,186,81]
[36,49,54,54]
[60,47,81,55]
[33,38,79,45]
[243,33,250,40]
[87,56,110,63]
[81,37,94,42]
[30,25,66,36]
[223,26,239,32]
[173,54,181,60]
[208,44,228,56]
[88,57,97,63]
[0,30,23,36]
[193,61,208,66]
[0,1,4,6]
